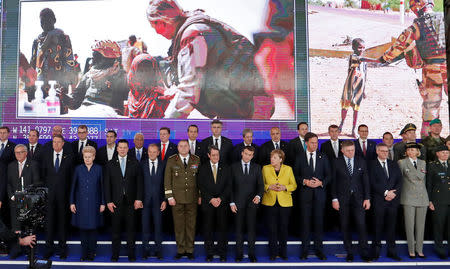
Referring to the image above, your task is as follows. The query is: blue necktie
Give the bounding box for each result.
[55,153,60,172]
[347,158,353,176]
[303,140,306,151]
[0,143,4,157]
[136,150,141,161]
[120,157,125,177]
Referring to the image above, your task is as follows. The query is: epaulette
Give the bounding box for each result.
[191,154,200,159]
[168,154,178,160]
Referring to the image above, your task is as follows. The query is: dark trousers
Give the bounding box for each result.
[201,202,228,256]
[9,205,19,232]
[80,229,97,257]
[432,204,450,256]
[111,197,136,257]
[373,201,399,254]
[300,194,325,253]
[142,202,162,252]
[266,204,291,257]
[172,203,197,254]
[45,198,68,253]
[235,202,258,257]
[339,194,369,256]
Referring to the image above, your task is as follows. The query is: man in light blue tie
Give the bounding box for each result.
[128,133,147,162]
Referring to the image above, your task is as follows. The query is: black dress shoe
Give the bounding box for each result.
[416,252,426,259]
[128,255,136,262]
[249,255,257,263]
[186,253,194,260]
[300,252,308,260]
[408,254,416,259]
[220,255,227,262]
[155,251,163,260]
[235,256,243,262]
[346,253,354,262]
[111,256,119,262]
[438,253,447,260]
[87,253,95,261]
[280,255,288,260]
[206,255,213,262]
[43,251,53,260]
[174,253,183,259]
[316,251,327,260]
[387,253,402,261]
[80,256,87,262]
[142,250,150,260]
[269,255,276,261]
[361,255,372,262]
[59,252,67,260]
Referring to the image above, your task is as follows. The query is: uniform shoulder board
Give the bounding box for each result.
[168,154,178,160]
[191,154,200,159]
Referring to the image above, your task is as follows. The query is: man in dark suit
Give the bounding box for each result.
[230,145,263,262]
[320,124,343,161]
[197,145,231,262]
[41,135,74,260]
[259,127,288,166]
[382,132,395,161]
[25,129,43,162]
[231,128,259,164]
[0,126,16,165]
[141,144,166,259]
[71,125,98,165]
[42,125,72,154]
[201,120,233,165]
[369,143,403,261]
[295,132,330,260]
[187,125,202,156]
[128,133,148,162]
[104,139,143,262]
[286,122,308,166]
[354,124,377,161]
[426,145,450,259]
[0,162,6,211]
[331,140,371,262]
[158,127,178,166]
[96,130,118,166]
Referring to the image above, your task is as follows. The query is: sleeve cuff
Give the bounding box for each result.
[168,197,174,201]
[384,190,388,196]
[332,198,338,202]
[230,202,236,206]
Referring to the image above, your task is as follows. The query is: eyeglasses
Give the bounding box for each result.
[15,151,27,154]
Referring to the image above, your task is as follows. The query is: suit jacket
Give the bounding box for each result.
[96,144,118,166]
[0,140,16,165]
[286,137,306,167]
[261,164,297,207]
[141,157,165,205]
[398,158,428,207]
[259,140,288,166]
[231,142,259,164]
[354,139,377,161]
[159,141,178,165]
[294,151,331,202]
[25,143,43,162]
[197,162,231,203]
[71,139,98,164]
[41,150,74,202]
[426,160,450,205]
[320,139,343,161]
[104,156,143,205]
[368,159,402,206]
[0,162,6,202]
[201,136,233,165]
[7,159,40,200]
[128,147,148,162]
[331,156,371,203]
[230,161,264,209]
[43,139,73,155]
[188,140,203,157]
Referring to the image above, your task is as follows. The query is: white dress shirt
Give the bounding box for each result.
[212,136,222,150]
[107,145,116,161]
[358,138,367,151]
[149,158,158,174]
[53,150,63,167]
[272,140,281,149]
[78,139,87,152]
[161,141,169,155]
[306,150,316,169]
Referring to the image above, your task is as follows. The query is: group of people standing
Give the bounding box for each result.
[0,118,449,262]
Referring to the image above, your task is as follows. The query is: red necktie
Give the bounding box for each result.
[161,143,166,160]
[362,141,367,156]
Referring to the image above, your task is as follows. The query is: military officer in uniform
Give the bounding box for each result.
[423,119,446,162]
[164,140,201,260]
[426,145,450,259]
[393,123,426,161]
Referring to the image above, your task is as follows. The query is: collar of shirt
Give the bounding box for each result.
[29,143,38,147]
[188,140,196,145]
[135,147,142,153]
[53,150,63,162]
[272,140,280,147]
[149,158,158,167]
[1,139,8,146]
[378,158,388,167]
[359,138,367,144]
[244,143,251,147]
[409,157,418,165]
[107,144,116,150]
[161,141,169,147]
[119,155,127,162]
[210,161,218,169]
[307,150,316,163]
[241,159,250,168]
[18,159,27,166]
[79,139,87,145]
[344,156,354,165]
[179,154,189,163]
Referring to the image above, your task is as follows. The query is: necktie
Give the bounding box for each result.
[30,145,34,158]
[443,162,448,169]
[120,157,125,177]
[309,152,314,171]
[362,141,367,156]
[79,141,84,153]
[212,164,217,183]
[244,163,249,175]
[333,141,338,157]
[161,144,166,160]
[55,153,60,172]
[215,138,219,149]
[136,149,141,161]
[19,162,23,178]
[382,161,388,178]
[183,158,188,169]
[0,143,4,156]
[151,161,155,176]
[275,142,279,149]
[190,142,195,155]
[388,149,393,160]
[347,158,353,176]
[303,140,307,151]
[413,160,417,169]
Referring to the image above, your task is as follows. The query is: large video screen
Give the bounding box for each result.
[1,0,306,140]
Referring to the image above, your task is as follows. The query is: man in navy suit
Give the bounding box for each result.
[354,124,376,161]
[71,125,98,165]
[231,129,259,164]
[25,129,43,162]
[230,146,263,262]
[259,127,288,166]
[187,125,202,156]
[286,122,309,166]
[331,140,371,262]
[141,144,166,259]
[129,133,148,162]
[201,120,233,165]
[369,143,402,261]
[42,125,72,155]
[158,127,178,165]
[295,132,331,260]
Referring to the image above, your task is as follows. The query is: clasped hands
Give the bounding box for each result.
[209,197,222,208]
[268,182,287,192]
[385,189,397,201]
[303,177,323,188]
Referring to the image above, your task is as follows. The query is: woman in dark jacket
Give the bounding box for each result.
[70,146,105,261]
